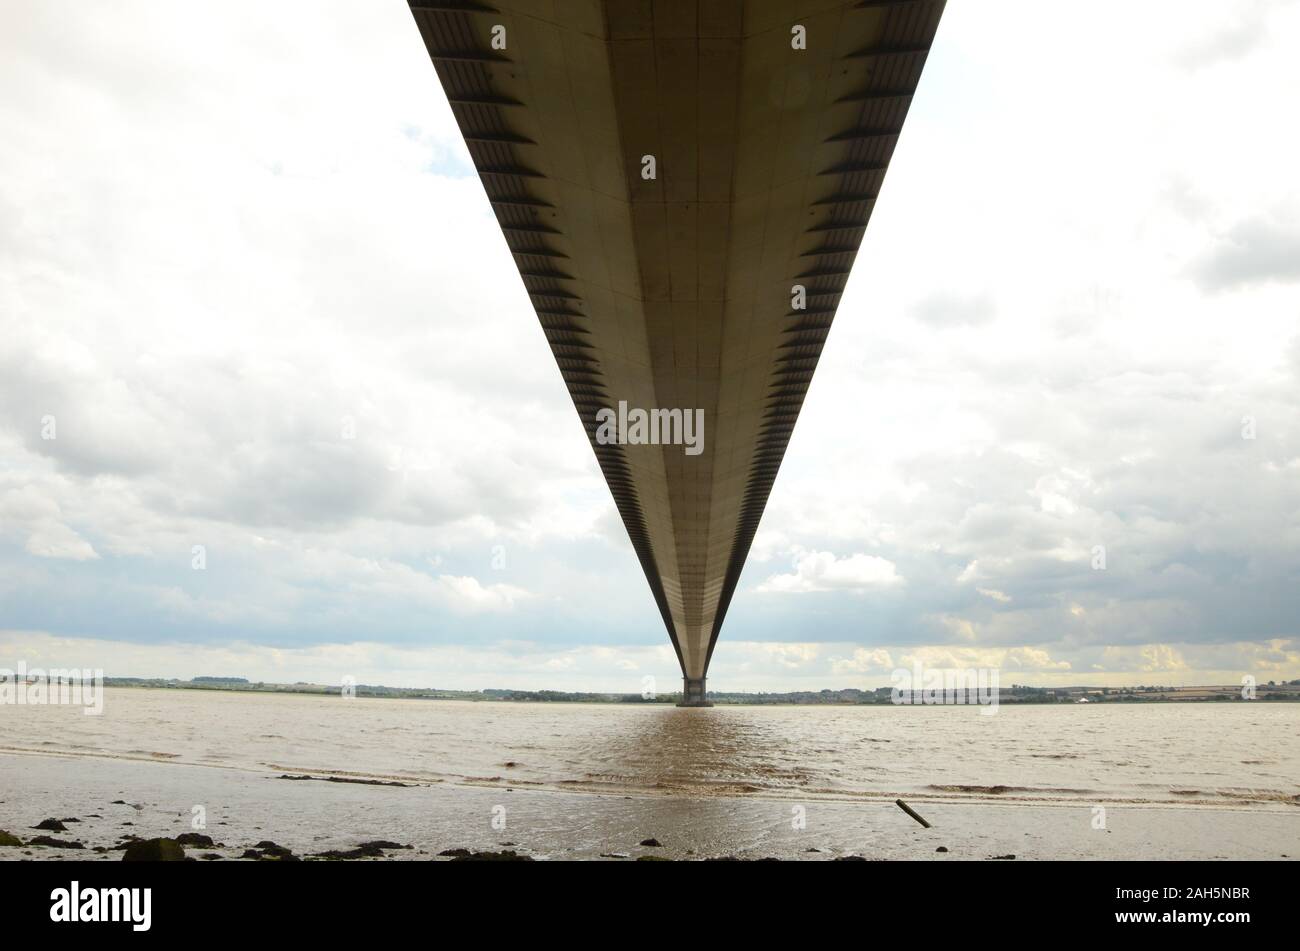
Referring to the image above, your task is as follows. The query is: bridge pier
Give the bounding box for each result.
[677,677,712,708]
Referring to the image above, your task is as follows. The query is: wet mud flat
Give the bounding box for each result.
[2,753,1295,862]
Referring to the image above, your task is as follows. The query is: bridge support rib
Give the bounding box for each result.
[677,677,712,708]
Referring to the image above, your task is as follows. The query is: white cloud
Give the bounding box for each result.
[899,645,1073,674]
[750,643,822,669]
[757,550,903,594]
[24,520,99,561]
[830,648,894,676]
[434,575,529,613]
[1005,647,1072,672]
[10,631,1286,692]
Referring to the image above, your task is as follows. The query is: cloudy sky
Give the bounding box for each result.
[2,1,1298,691]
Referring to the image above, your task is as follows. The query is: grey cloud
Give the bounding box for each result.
[1192,217,1300,290]
[0,352,173,478]
[760,332,1300,654]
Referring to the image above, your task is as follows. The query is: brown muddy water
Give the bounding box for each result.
[1,688,1296,860]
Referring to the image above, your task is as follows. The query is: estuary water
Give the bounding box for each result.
[1,688,1296,860]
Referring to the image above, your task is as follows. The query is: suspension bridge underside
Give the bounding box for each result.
[410,0,945,704]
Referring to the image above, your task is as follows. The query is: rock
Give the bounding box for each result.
[122,838,185,861]
[0,831,24,847]
[448,850,534,862]
[438,848,472,858]
[936,846,949,853]
[176,833,216,848]
[636,855,670,862]
[33,818,67,832]
[833,855,868,862]
[312,841,408,861]
[29,836,84,849]
[990,854,1016,861]
[600,852,630,859]
[201,853,222,860]
[243,841,299,861]
[639,838,662,847]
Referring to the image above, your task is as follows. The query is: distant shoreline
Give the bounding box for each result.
[87,678,1300,706]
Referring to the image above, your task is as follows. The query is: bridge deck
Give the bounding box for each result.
[409,0,946,691]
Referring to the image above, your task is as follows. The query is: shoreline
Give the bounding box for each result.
[64,681,1300,706]
[2,752,1296,862]
[3,745,1296,813]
